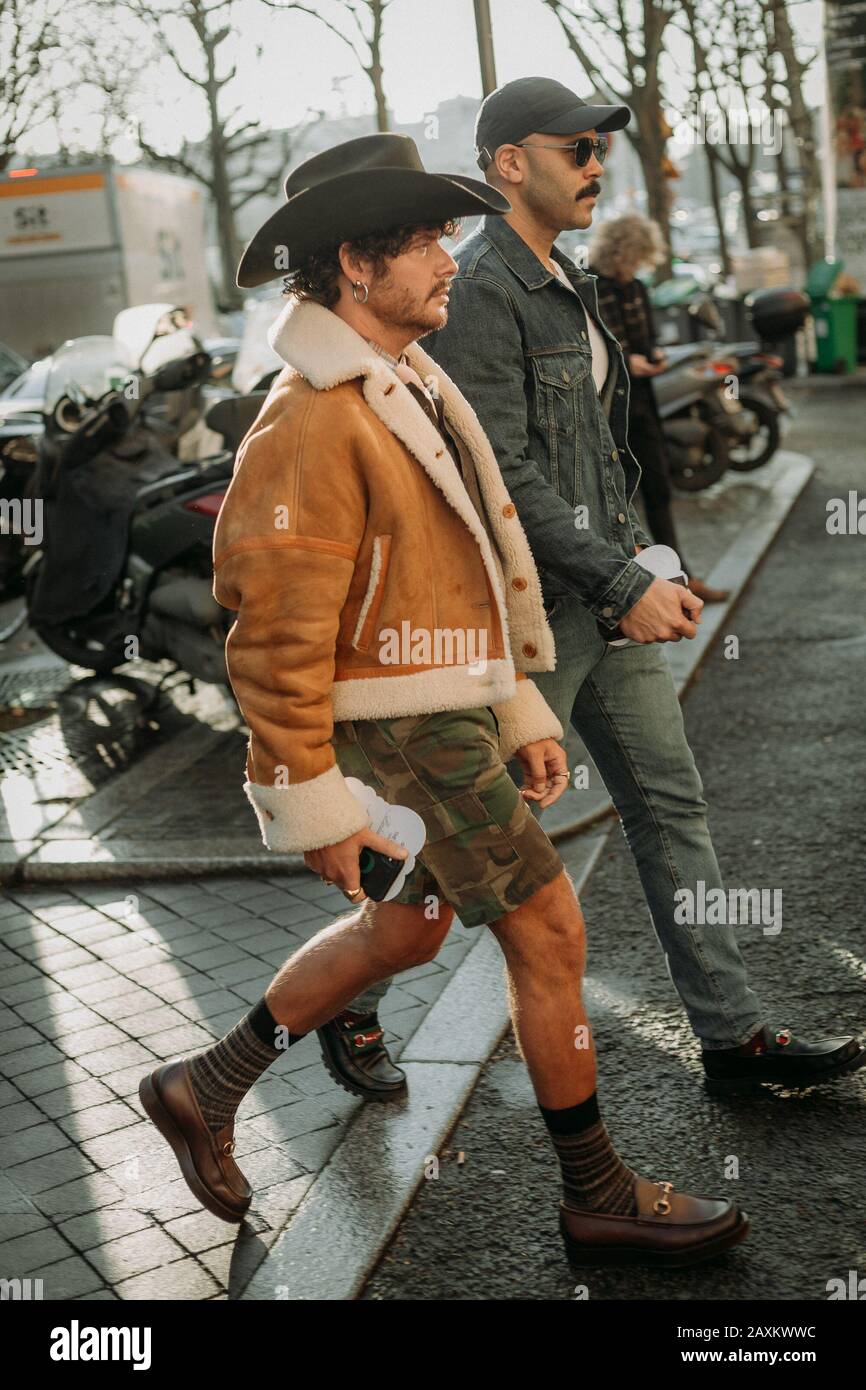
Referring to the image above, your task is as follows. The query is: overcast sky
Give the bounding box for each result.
[29,0,824,159]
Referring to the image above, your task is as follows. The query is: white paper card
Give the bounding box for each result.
[344,777,427,900]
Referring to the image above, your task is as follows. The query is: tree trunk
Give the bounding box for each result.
[704,144,732,276]
[369,0,388,132]
[205,71,243,308]
[770,0,820,264]
[212,144,243,309]
[634,101,673,279]
[740,174,759,248]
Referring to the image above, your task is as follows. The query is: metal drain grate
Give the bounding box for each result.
[0,661,167,783]
[0,655,230,788]
[0,662,74,710]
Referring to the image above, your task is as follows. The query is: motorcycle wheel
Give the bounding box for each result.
[670,427,729,492]
[727,397,780,471]
[25,566,131,674]
[30,618,130,674]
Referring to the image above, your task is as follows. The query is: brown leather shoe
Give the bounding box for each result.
[687,577,731,603]
[139,1060,252,1223]
[316,1009,408,1102]
[560,1176,749,1268]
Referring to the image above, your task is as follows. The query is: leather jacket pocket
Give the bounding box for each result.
[351,534,392,653]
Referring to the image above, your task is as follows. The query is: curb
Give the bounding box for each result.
[2,449,814,885]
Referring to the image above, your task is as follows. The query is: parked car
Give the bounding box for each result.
[0,341,29,393]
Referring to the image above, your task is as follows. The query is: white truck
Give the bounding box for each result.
[0,161,219,359]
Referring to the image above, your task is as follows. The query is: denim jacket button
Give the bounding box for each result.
[610,449,618,460]
[601,606,614,619]
[561,369,570,383]
[617,512,626,523]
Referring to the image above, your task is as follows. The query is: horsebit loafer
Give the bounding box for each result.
[139,1060,252,1223]
[316,1009,408,1101]
[702,1025,866,1094]
[561,1176,749,1269]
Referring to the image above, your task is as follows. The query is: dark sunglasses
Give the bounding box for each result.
[516,135,609,167]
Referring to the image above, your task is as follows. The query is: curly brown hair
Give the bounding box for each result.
[284,219,459,307]
[587,213,667,281]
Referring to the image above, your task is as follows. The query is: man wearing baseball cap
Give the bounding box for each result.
[343,78,863,1100]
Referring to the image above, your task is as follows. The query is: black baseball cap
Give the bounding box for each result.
[475,76,631,171]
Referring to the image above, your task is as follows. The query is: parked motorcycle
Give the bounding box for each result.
[25,326,264,685]
[717,343,787,470]
[723,288,810,470]
[0,306,230,606]
[651,287,809,480]
[652,303,758,491]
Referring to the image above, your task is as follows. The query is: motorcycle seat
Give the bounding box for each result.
[148,575,223,627]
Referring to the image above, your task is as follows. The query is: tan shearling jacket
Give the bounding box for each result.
[213,297,563,854]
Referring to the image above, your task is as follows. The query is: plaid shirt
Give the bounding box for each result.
[590,269,658,362]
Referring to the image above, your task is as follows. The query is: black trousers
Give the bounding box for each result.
[628,393,687,568]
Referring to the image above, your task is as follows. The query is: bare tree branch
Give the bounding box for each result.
[544,0,678,275]
[259,0,392,130]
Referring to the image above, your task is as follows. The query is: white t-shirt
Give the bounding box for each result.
[550,258,610,394]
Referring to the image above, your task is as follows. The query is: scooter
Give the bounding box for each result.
[25,326,266,685]
[718,343,788,470]
[653,287,809,478]
[0,306,235,609]
[712,286,811,471]
[652,340,758,491]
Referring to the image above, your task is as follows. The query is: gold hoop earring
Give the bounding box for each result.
[352,281,369,304]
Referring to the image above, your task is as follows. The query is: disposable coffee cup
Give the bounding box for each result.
[599,544,690,648]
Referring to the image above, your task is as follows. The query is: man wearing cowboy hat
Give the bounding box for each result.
[138,133,748,1269]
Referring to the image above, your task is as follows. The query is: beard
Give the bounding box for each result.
[370,276,449,337]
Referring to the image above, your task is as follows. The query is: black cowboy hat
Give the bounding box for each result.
[236,133,511,289]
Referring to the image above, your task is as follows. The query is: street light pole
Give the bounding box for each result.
[474,0,497,95]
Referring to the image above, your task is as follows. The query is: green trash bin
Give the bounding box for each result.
[806,259,859,373]
[810,296,859,373]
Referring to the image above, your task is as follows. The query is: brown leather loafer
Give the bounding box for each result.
[139,1060,252,1224]
[687,577,731,603]
[560,1176,749,1269]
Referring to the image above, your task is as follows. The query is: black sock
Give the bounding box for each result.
[185,997,306,1134]
[247,995,305,1051]
[539,1092,637,1215]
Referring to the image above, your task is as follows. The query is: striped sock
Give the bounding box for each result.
[185,997,304,1134]
[540,1092,637,1216]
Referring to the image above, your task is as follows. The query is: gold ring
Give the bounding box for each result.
[344,886,364,900]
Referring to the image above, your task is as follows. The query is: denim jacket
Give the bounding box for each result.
[425,216,654,632]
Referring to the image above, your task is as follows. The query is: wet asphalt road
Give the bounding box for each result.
[361,382,866,1302]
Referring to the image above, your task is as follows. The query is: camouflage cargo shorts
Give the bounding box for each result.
[331,705,563,928]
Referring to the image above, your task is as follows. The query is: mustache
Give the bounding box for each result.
[576,181,602,200]
[429,281,452,298]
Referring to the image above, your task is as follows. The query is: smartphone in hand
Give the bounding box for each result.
[359,847,407,901]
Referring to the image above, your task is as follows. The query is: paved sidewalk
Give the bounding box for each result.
[0,872,479,1299]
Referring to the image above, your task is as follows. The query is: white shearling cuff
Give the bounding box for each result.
[244,763,369,853]
[492,679,564,762]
